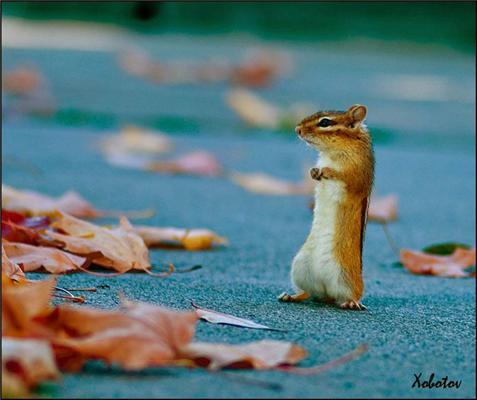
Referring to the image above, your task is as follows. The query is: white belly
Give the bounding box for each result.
[291,157,352,302]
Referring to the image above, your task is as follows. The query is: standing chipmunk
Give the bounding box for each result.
[278,105,374,310]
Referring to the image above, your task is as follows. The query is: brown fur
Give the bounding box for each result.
[296,105,375,302]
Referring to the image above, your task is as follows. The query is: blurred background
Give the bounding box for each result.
[2,1,475,151]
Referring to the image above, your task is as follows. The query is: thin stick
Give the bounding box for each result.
[276,343,369,375]
[381,222,400,258]
[64,287,97,292]
[53,288,85,303]
[213,370,282,391]
[142,263,174,278]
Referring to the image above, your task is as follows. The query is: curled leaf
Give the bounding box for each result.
[2,185,99,218]
[400,247,476,278]
[2,338,60,398]
[180,340,306,370]
[46,212,150,273]
[2,244,26,282]
[147,151,222,177]
[2,240,89,274]
[53,300,198,371]
[133,226,227,250]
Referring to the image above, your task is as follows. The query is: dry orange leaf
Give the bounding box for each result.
[2,338,60,398]
[231,172,309,196]
[400,247,476,278]
[46,212,150,273]
[2,66,41,95]
[133,226,227,250]
[2,276,56,337]
[2,244,26,282]
[180,340,307,370]
[368,195,398,223]
[100,126,173,156]
[53,300,198,371]
[2,240,88,274]
[2,185,99,218]
[147,151,222,177]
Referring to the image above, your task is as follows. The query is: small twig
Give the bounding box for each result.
[175,264,202,273]
[63,287,97,292]
[276,343,369,375]
[142,263,175,278]
[53,288,85,303]
[381,222,400,258]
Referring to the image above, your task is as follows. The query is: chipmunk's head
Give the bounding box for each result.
[295,105,370,153]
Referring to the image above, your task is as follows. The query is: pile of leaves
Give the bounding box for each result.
[2,186,227,280]
[2,275,311,397]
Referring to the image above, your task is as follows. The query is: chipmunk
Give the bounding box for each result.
[278,105,374,310]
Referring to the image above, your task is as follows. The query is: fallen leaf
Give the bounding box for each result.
[147,151,222,177]
[227,89,280,130]
[180,340,306,370]
[2,338,60,398]
[100,126,172,156]
[2,276,56,337]
[52,300,198,371]
[2,67,41,95]
[2,240,89,274]
[230,172,309,196]
[226,89,313,131]
[191,302,281,331]
[2,244,26,282]
[422,242,470,255]
[368,195,398,223]
[46,212,150,273]
[400,247,476,277]
[2,209,51,244]
[2,185,99,218]
[133,226,227,250]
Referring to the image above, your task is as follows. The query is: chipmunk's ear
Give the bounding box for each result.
[348,104,367,123]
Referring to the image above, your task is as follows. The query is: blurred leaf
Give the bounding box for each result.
[422,242,470,255]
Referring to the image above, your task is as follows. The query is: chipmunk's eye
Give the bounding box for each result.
[318,118,332,128]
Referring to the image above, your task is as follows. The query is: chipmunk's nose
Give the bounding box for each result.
[295,126,301,134]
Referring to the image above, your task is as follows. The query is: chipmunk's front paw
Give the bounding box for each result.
[309,167,323,181]
[310,167,335,181]
[340,300,367,311]
[278,291,310,303]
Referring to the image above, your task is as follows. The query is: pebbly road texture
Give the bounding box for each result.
[2,35,476,398]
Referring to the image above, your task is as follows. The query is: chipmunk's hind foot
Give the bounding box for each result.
[278,291,310,303]
[340,300,367,311]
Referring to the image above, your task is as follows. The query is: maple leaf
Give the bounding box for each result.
[2,245,26,283]
[45,212,150,273]
[52,300,198,371]
[400,247,476,277]
[2,185,99,218]
[133,226,227,250]
[2,240,89,274]
[147,151,222,177]
[2,338,60,398]
[180,340,307,370]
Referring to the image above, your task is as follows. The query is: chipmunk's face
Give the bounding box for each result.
[295,105,369,152]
